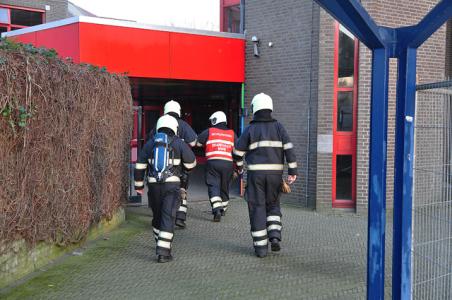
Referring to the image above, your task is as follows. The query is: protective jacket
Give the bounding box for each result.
[134,131,196,257]
[233,110,298,256]
[197,123,238,161]
[134,135,196,188]
[148,112,197,147]
[234,111,298,175]
[197,123,238,213]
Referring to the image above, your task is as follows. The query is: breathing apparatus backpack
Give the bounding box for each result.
[150,132,174,182]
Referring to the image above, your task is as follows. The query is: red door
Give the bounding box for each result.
[332,23,359,209]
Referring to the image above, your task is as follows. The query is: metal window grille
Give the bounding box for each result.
[413,80,452,299]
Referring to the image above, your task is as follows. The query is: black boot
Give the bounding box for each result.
[175,219,186,228]
[255,251,267,258]
[157,255,173,263]
[221,210,226,216]
[270,238,281,252]
[213,211,221,222]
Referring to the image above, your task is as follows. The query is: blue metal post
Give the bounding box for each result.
[367,48,390,300]
[392,47,417,300]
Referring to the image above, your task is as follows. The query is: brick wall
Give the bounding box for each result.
[446,20,452,78]
[244,0,320,208]
[245,0,447,212]
[0,0,68,22]
[355,0,447,214]
[315,10,335,211]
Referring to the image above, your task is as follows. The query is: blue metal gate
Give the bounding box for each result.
[311,1,452,299]
[413,81,452,299]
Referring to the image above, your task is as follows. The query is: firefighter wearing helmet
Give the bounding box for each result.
[196,111,238,222]
[149,100,197,228]
[135,114,196,263]
[233,93,298,258]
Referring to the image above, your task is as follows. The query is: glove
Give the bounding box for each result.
[180,188,187,200]
[237,167,244,175]
[280,180,291,194]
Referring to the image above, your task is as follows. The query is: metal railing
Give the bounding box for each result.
[413,81,452,299]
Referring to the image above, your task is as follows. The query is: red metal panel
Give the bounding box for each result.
[11,31,36,44]
[79,23,171,78]
[11,24,80,62]
[170,32,244,82]
[9,20,244,83]
[35,24,80,62]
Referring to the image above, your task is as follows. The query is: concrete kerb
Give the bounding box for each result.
[0,207,125,289]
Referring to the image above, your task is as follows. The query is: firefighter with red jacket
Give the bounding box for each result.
[149,100,197,229]
[135,115,197,263]
[197,111,238,222]
[234,93,298,258]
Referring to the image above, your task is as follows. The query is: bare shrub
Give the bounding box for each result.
[0,42,132,252]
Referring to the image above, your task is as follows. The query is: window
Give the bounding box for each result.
[0,8,8,23]
[10,8,43,27]
[338,25,355,88]
[223,5,240,33]
[336,155,353,200]
[337,91,353,132]
[0,5,44,33]
[220,1,241,33]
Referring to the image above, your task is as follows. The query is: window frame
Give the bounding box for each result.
[0,4,45,33]
[220,0,241,33]
[332,22,360,209]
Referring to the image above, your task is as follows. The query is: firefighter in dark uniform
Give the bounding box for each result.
[234,93,298,258]
[135,115,197,263]
[149,100,197,228]
[197,111,238,222]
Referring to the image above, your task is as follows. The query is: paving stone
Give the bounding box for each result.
[1,198,394,300]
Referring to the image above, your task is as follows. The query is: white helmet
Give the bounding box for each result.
[156,115,179,135]
[209,111,227,125]
[251,93,273,114]
[164,100,181,117]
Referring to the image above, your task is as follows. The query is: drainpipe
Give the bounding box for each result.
[239,0,246,197]
[305,1,315,208]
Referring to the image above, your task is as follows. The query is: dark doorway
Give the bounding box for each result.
[130,78,242,200]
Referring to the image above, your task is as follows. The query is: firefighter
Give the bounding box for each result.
[234,93,298,258]
[197,111,238,222]
[149,100,197,229]
[135,115,197,263]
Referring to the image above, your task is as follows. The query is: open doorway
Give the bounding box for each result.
[131,78,242,201]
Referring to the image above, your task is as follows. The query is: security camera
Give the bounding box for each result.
[251,36,260,57]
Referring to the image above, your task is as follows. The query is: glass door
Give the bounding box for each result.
[332,23,359,209]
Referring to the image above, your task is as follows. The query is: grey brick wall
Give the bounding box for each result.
[446,20,452,78]
[244,0,320,208]
[355,0,447,214]
[246,0,447,213]
[0,0,68,22]
[315,10,334,211]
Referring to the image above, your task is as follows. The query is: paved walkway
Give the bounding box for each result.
[1,199,391,299]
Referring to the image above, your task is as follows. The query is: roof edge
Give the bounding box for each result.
[1,16,245,40]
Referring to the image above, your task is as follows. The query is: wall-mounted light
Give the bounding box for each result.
[251,36,260,57]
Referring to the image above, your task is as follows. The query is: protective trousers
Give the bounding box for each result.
[205,160,234,214]
[245,172,282,256]
[148,182,180,256]
[176,171,189,222]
